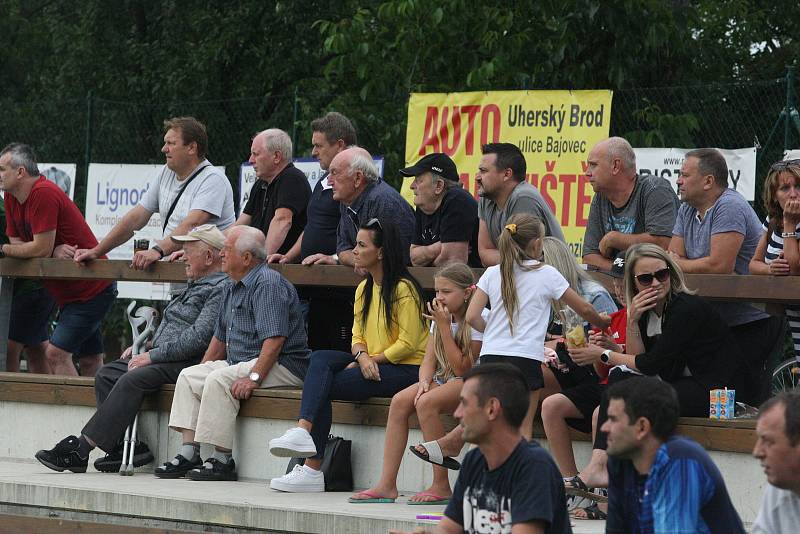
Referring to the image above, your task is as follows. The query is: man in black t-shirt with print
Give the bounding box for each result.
[392,363,570,534]
[237,128,310,255]
[402,153,480,267]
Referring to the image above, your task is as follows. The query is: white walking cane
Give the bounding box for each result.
[120,301,159,476]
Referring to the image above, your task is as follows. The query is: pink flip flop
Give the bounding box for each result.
[407,490,450,505]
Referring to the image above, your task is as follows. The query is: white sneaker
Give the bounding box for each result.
[270,464,324,492]
[269,427,317,458]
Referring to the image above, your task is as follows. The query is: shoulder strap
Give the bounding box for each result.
[162,164,211,233]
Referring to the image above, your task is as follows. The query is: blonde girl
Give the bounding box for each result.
[348,262,482,504]
[467,213,610,438]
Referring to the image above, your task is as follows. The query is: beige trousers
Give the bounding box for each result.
[168,359,303,449]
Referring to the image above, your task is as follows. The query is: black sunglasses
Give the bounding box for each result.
[771,159,800,171]
[634,267,670,286]
[365,217,383,230]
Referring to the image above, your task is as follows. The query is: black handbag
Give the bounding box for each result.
[286,434,353,491]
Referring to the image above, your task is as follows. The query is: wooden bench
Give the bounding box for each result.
[0,372,755,454]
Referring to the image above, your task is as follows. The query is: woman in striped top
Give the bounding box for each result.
[750,158,800,362]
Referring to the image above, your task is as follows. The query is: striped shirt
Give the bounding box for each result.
[214,263,309,379]
[762,217,800,359]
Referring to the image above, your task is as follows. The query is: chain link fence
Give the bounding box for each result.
[3,74,796,217]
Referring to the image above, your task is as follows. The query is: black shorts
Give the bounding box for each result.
[9,287,56,346]
[480,355,544,391]
[562,382,606,434]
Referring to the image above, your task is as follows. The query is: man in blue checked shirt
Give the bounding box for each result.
[155,225,309,482]
[604,377,744,533]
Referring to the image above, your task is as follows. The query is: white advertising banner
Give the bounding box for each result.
[86,163,226,300]
[0,163,77,200]
[238,157,385,214]
[784,149,800,160]
[634,147,757,201]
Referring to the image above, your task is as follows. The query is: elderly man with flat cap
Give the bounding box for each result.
[403,153,480,267]
[34,224,230,474]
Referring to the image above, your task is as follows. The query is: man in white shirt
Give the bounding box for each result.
[752,391,800,533]
[74,117,235,270]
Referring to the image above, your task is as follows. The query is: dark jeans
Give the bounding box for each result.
[730,316,786,406]
[82,357,195,452]
[299,350,418,460]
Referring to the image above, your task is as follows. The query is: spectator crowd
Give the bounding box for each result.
[2,112,799,532]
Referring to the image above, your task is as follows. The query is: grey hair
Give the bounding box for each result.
[350,152,379,183]
[0,143,39,176]
[606,137,636,171]
[260,128,293,162]
[233,226,268,261]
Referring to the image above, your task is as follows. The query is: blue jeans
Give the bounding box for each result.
[299,350,419,459]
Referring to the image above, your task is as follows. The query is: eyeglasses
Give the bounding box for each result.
[634,268,670,286]
[365,217,383,230]
[771,159,800,171]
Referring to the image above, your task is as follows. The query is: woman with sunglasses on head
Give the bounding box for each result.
[750,158,800,362]
[569,243,743,418]
[268,218,428,493]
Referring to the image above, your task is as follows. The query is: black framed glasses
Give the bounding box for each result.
[365,217,383,230]
[634,268,670,286]
[771,159,800,171]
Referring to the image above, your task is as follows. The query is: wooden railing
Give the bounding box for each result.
[1,257,799,303]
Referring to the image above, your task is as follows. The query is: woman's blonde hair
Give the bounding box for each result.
[623,244,694,311]
[432,262,476,381]
[497,213,545,335]
[763,161,800,234]
[542,236,590,316]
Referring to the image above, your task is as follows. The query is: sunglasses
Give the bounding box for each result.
[365,217,383,230]
[634,267,670,286]
[771,159,800,171]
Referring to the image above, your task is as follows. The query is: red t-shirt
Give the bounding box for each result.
[591,307,628,384]
[4,177,112,306]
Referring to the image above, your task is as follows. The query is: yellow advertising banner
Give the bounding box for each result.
[402,90,613,257]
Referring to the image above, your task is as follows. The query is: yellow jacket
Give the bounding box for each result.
[352,278,428,365]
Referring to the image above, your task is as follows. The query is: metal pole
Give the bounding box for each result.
[83,90,94,205]
[785,66,796,153]
[291,86,299,152]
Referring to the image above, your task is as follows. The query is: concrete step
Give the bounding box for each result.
[0,459,605,533]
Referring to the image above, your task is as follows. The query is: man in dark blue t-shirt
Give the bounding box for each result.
[402,152,481,267]
[392,363,570,534]
[604,377,745,533]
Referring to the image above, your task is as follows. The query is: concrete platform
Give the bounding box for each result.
[0,459,605,533]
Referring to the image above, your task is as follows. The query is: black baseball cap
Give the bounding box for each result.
[399,153,459,183]
[609,251,626,279]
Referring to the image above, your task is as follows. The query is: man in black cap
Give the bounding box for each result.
[402,153,480,267]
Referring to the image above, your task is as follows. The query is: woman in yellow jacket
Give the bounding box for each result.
[269,218,428,492]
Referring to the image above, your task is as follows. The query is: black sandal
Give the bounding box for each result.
[564,474,608,503]
[570,502,607,521]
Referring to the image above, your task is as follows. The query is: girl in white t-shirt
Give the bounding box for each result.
[348,263,482,504]
[467,213,610,438]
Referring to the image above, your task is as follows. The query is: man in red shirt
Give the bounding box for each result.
[0,143,116,376]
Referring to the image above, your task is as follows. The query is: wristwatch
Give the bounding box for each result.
[151,245,165,258]
[600,349,612,365]
[331,253,340,264]
[354,350,367,361]
[248,372,261,384]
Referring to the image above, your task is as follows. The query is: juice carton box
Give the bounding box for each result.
[709,388,736,420]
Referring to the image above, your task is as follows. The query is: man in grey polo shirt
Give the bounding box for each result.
[477,142,565,267]
[669,148,783,406]
[303,146,415,266]
[155,225,308,482]
[74,116,235,270]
